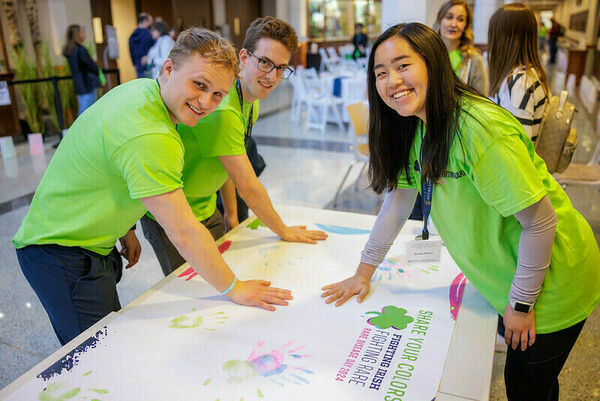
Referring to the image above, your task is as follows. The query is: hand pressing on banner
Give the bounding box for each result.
[503,303,536,351]
[280,225,328,244]
[321,262,375,306]
[119,229,141,269]
[226,280,293,312]
[219,156,328,244]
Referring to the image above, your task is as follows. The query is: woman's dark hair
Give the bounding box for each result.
[367,22,476,193]
[62,24,82,57]
[488,3,549,97]
[151,21,169,37]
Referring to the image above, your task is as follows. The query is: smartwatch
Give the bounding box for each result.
[510,300,534,313]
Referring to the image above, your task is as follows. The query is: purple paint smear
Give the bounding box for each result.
[37,327,108,381]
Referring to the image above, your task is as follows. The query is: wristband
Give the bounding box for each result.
[221,277,237,295]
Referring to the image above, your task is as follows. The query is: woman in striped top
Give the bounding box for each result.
[488,3,550,142]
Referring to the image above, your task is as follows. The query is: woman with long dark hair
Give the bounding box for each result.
[488,3,550,142]
[321,22,599,400]
[62,24,101,116]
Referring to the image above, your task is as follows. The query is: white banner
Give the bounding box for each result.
[5,219,467,401]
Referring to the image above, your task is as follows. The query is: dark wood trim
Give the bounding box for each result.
[0,71,23,138]
[0,11,9,72]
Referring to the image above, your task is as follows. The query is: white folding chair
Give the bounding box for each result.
[289,67,320,123]
[292,68,344,133]
[327,46,340,61]
[319,47,339,73]
[288,72,305,123]
[338,44,354,60]
[304,93,345,134]
[333,101,370,208]
[355,57,368,70]
[300,67,321,91]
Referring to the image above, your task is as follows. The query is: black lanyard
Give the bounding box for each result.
[235,79,254,137]
[420,122,432,240]
[156,78,178,128]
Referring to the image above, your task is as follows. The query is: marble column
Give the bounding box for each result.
[472,0,503,44]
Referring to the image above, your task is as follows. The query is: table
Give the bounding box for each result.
[0,206,497,401]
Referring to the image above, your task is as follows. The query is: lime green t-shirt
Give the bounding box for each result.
[448,49,462,77]
[398,94,600,334]
[13,79,184,255]
[162,82,258,221]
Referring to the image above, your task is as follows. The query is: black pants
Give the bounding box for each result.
[216,191,249,223]
[548,38,558,64]
[17,244,123,345]
[499,317,586,400]
[140,209,224,276]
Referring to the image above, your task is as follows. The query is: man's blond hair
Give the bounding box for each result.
[168,27,239,77]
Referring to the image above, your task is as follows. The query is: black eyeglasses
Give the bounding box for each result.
[247,51,294,79]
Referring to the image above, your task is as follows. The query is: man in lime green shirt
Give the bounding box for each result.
[13,28,293,345]
[141,17,327,275]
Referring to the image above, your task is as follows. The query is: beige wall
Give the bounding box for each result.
[554,0,598,46]
[0,0,138,83]
[110,0,137,83]
[0,0,94,68]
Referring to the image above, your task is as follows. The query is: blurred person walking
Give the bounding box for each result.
[129,13,155,78]
[62,24,102,116]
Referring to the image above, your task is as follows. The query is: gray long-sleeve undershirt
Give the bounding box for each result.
[360,189,556,306]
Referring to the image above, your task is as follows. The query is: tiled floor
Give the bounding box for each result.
[0,64,599,400]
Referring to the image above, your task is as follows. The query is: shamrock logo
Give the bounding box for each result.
[366,306,414,330]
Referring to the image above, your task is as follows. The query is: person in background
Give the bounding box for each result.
[321,22,600,400]
[129,13,154,78]
[408,0,489,220]
[538,20,547,52]
[548,17,560,64]
[142,21,175,79]
[169,27,178,40]
[141,17,327,276]
[433,0,488,95]
[488,3,549,142]
[62,24,102,116]
[352,23,368,59]
[14,28,293,347]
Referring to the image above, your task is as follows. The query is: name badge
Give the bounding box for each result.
[405,239,442,263]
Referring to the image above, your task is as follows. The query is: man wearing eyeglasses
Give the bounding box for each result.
[140,17,327,276]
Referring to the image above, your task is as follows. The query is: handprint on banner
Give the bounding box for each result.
[169,309,228,330]
[373,255,439,281]
[258,245,304,268]
[38,371,108,401]
[223,340,313,387]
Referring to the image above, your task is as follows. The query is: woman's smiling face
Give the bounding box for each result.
[373,36,429,124]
